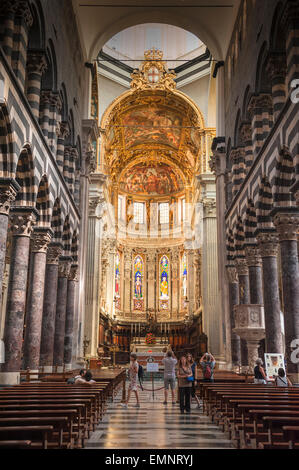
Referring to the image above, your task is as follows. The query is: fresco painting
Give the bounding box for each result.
[120,163,183,195]
[122,107,182,148]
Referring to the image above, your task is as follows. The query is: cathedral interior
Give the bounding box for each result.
[0,0,298,451]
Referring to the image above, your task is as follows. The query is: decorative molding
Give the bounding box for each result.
[58,259,72,278]
[69,265,79,282]
[47,244,63,265]
[273,212,299,242]
[26,51,47,75]
[0,184,18,216]
[256,232,279,257]
[226,266,238,284]
[31,231,52,253]
[245,246,262,267]
[235,258,249,276]
[10,211,36,237]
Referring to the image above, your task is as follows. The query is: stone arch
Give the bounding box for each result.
[28,1,45,50]
[226,226,235,263]
[269,1,286,54]
[41,40,57,92]
[234,215,246,259]
[273,145,296,207]
[60,83,69,122]
[256,175,274,230]
[35,174,51,227]
[244,198,258,245]
[51,197,63,244]
[242,85,251,121]
[71,229,79,266]
[234,109,242,147]
[14,144,37,206]
[62,215,71,257]
[0,103,16,178]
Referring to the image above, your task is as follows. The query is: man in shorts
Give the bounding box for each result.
[162,350,177,405]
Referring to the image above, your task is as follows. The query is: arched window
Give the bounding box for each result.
[182,253,187,303]
[115,253,121,310]
[159,255,170,310]
[133,255,144,311]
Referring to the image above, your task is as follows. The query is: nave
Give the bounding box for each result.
[85,381,234,449]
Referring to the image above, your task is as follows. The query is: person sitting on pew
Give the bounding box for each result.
[75,370,96,385]
[274,368,292,387]
[74,369,86,381]
[254,358,267,384]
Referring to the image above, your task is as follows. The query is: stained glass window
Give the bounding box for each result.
[115,253,121,310]
[134,255,143,299]
[160,255,169,300]
[182,252,187,299]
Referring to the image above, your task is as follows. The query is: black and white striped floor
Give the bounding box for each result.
[86,382,234,449]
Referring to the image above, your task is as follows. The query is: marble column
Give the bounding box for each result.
[53,257,71,370]
[64,265,79,369]
[39,243,63,372]
[0,180,19,311]
[235,258,250,367]
[12,1,33,90]
[226,266,241,366]
[274,211,299,380]
[23,229,52,370]
[257,231,283,353]
[245,246,264,304]
[25,51,47,119]
[0,207,37,385]
[1,1,18,65]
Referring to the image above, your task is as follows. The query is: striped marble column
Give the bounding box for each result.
[257,231,283,353]
[282,1,299,91]
[0,207,37,385]
[226,266,241,366]
[267,54,287,121]
[11,1,33,90]
[235,258,250,367]
[274,211,299,381]
[63,146,72,191]
[0,1,18,65]
[239,122,253,172]
[64,265,79,369]
[69,148,78,195]
[23,229,52,370]
[245,246,263,305]
[230,148,246,197]
[56,122,69,172]
[39,91,51,140]
[39,243,63,372]
[25,50,47,119]
[53,257,72,369]
[0,180,19,312]
[248,94,273,157]
[48,92,62,155]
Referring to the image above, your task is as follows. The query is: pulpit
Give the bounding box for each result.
[233,304,265,373]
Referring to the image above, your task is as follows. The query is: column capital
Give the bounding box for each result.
[26,50,48,75]
[31,228,52,253]
[226,265,239,283]
[89,196,105,216]
[0,179,20,216]
[0,1,19,15]
[202,198,216,217]
[239,122,252,144]
[16,1,33,28]
[9,207,38,237]
[256,231,279,257]
[245,246,262,267]
[85,149,97,176]
[235,258,249,276]
[46,243,63,265]
[273,211,299,241]
[58,257,72,278]
[68,265,79,282]
[248,93,273,119]
[57,121,70,140]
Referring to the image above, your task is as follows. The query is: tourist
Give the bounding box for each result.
[186,353,201,408]
[200,352,216,382]
[274,368,292,387]
[162,350,177,405]
[74,369,86,381]
[75,370,96,385]
[121,353,140,408]
[253,358,267,384]
[177,355,193,414]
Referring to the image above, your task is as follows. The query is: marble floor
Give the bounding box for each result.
[85,381,234,449]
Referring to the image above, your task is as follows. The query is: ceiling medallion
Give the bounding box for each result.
[131,48,176,92]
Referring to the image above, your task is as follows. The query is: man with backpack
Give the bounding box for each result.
[200,352,216,382]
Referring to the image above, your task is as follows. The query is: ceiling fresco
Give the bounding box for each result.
[119,162,184,195]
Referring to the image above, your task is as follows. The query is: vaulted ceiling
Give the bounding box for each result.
[72,0,241,61]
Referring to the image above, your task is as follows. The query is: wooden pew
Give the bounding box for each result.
[282,426,299,449]
[0,440,32,448]
[259,416,299,449]
[0,425,53,449]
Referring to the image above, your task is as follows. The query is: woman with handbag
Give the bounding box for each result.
[177,355,193,414]
[186,353,201,409]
